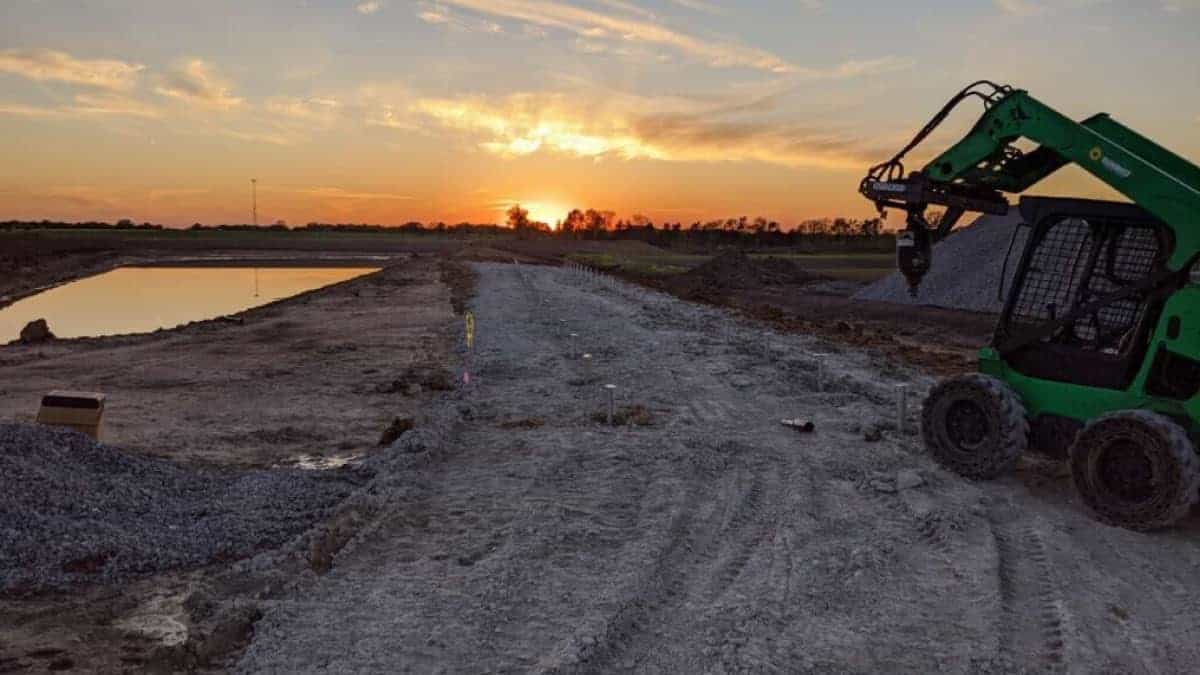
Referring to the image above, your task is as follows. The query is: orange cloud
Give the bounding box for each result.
[265,97,342,126]
[0,48,143,90]
[593,0,658,19]
[416,5,505,33]
[155,59,242,109]
[434,0,794,72]
[0,93,160,119]
[668,0,724,14]
[412,92,886,169]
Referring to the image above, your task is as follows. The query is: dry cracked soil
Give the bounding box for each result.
[233,263,1200,674]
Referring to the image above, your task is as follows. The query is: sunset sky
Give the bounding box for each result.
[1,0,1198,227]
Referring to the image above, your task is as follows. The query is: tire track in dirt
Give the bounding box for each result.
[245,263,1067,673]
[705,460,774,602]
[553,471,713,674]
[991,513,1071,673]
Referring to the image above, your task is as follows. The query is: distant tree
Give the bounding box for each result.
[506,204,530,231]
[859,218,882,236]
[561,209,585,237]
[582,209,613,236]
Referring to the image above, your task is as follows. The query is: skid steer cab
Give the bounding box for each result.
[860,82,1200,530]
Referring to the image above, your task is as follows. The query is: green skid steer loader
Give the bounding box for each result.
[859,81,1200,530]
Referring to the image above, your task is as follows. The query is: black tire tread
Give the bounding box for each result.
[1069,409,1199,531]
[921,374,1029,480]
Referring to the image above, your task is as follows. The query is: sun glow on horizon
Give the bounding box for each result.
[501,200,571,229]
[1,3,1197,227]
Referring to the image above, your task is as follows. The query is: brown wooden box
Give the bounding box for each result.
[36,391,106,440]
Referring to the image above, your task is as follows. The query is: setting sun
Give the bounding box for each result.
[504,200,571,229]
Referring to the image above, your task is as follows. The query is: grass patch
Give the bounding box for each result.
[566,252,700,278]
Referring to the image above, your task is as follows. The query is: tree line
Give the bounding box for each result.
[1,205,890,250]
[502,204,888,250]
[504,204,883,237]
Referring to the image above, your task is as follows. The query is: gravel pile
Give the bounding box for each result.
[0,423,357,596]
[854,211,1025,313]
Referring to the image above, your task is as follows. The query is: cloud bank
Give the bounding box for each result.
[0,48,143,90]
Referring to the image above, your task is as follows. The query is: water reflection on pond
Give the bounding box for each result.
[0,266,379,341]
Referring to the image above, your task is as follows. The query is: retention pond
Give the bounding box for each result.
[0,266,379,341]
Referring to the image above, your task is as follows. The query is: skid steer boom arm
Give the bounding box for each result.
[860,82,1200,292]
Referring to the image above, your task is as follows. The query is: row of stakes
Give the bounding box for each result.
[564,261,621,290]
[563,262,623,425]
[512,260,915,434]
[507,261,619,423]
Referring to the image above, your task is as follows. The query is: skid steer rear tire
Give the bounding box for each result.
[921,374,1029,480]
[1069,410,1199,531]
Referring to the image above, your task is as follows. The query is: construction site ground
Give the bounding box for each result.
[237,262,1200,674]
[4,252,1200,673]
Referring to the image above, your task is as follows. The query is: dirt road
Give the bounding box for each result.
[236,263,1200,673]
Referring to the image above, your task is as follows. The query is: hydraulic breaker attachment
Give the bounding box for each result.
[861,80,1200,289]
[861,173,1007,295]
[895,211,932,296]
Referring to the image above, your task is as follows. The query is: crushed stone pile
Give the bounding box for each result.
[668,250,829,300]
[0,424,357,597]
[853,212,1025,314]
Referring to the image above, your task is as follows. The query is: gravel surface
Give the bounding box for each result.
[237,262,1200,674]
[0,424,356,596]
[854,212,1025,313]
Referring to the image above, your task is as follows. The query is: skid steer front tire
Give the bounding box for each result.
[1069,410,1199,531]
[922,374,1029,480]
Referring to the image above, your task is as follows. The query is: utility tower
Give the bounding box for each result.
[251,178,258,226]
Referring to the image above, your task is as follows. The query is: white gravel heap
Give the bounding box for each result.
[0,423,357,597]
[854,211,1025,314]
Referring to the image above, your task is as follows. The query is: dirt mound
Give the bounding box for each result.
[667,251,829,300]
[0,424,355,597]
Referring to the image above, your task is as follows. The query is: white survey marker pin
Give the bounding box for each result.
[811,353,829,392]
